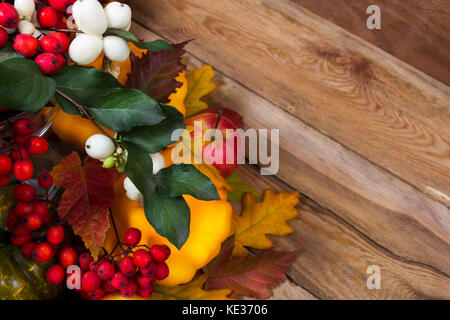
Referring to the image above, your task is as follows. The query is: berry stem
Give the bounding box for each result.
[109,208,127,254]
[36,27,82,34]
[54,89,114,140]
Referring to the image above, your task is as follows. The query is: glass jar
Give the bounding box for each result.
[0,108,59,155]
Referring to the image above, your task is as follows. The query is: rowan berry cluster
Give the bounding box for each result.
[0,1,71,75]
[1,0,133,74]
[48,227,171,300]
[0,117,49,185]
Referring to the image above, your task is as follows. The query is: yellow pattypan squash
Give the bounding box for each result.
[44,55,231,290]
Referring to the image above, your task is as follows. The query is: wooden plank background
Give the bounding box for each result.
[293,0,450,85]
[130,0,450,299]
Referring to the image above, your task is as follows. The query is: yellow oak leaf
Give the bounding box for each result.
[184,65,216,117]
[231,190,300,257]
[150,274,233,300]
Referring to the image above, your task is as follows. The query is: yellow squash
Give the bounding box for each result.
[46,58,231,290]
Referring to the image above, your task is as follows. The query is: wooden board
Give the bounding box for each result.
[129,0,450,299]
[235,165,450,299]
[131,0,450,208]
[293,0,450,85]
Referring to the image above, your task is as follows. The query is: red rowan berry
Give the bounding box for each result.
[46,264,65,284]
[119,256,136,277]
[32,242,54,262]
[11,232,31,246]
[26,137,49,155]
[13,160,34,181]
[81,271,101,292]
[111,272,128,290]
[150,244,169,263]
[120,280,137,298]
[23,213,43,231]
[78,251,93,271]
[155,262,169,280]
[137,286,154,298]
[47,225,64,245]
[0,154,12,175]
[58,247,77,268]
[14,184,35,201]
[123,228,141,246]
[13,118,34,136]
[96,260,115,280]
[38,172,53,189]
[132,249,152,268]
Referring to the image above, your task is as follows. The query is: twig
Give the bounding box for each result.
[109,208,126,253]
[54,89,114,139]
[55,88,89,118]
[36,27,82,34]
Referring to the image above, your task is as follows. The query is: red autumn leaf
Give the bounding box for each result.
[50,152,118,258]
[204,237,297,299]
[126,41,189,103]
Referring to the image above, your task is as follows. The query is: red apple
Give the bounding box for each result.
[185,107,243,177]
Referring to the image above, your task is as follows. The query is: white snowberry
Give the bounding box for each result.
[85,134,116,160]
[103,35,130,62]
[104,2,131,30]
[123,177,143,203]
[69,33,103,65]
[18,20,35,35]
[14,0,35,19]
[150,153,165,175]
[72,0,107,36]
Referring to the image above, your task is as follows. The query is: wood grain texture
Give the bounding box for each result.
[292,0,450,85]
[234,165,450,299]
[131,21,450,285]
[131,0,450,207]
[244,280,317,300]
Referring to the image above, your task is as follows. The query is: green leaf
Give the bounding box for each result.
[144,188,190,249]
[156,164,220,201]
[0,42,23,63]
[103,28,138,42]
[88,88,165,132]
[123,142,156,198]
[0,58,55,112]
[120,104,185,153]
[136,39,173,52]
[52,66,122,115]
[225,172,262,202]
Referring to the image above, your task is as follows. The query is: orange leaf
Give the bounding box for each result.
[231,190,299,256]
[205,237,297,299]
[50,152,118,258]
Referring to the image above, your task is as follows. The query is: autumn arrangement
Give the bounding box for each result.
[0,0,300,300]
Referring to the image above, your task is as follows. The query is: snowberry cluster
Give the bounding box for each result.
[0,0,132,75]
[69,0,132,65]
[47,227,171,300]
[0,117,49,185]
[84,133,166,203]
